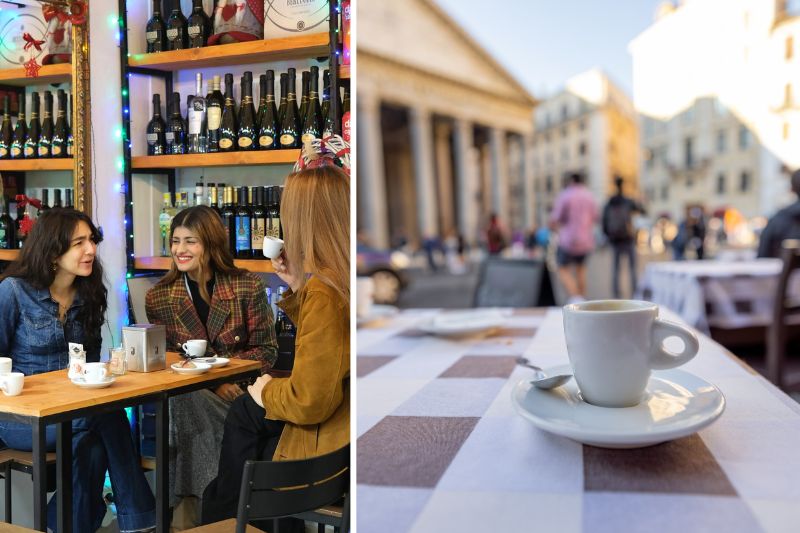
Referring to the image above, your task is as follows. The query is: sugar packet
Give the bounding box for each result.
[68,342,86,379]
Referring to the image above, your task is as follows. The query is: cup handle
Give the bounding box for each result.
[181,342,189,354]
[650,318,700,369]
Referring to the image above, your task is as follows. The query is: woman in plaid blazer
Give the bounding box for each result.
[145,205,277,525]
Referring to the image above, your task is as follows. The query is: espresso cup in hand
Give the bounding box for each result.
[262,237,284,260]
[563,300,699,408]
[0,372,24,396]
[182,339,208,358]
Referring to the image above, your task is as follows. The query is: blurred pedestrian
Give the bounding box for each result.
[673,205,706,260]
[602,177,645,298]
[549,172,598,303]
[757,169,800,258]
[486,213,507,256]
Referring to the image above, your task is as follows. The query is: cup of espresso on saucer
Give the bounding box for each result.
[81,362,109,384]
[182,339,208,358]
[563,300,700,407]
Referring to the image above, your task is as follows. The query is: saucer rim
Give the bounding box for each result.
[70,376,115,387]
[170,361,212,373]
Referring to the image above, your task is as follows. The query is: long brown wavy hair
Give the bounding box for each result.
[156,205,245,303]
[281,165,349,304]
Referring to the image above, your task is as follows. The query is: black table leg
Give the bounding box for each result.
[32,419,46,531]
[155,398,169,533]
[57,421,72,533]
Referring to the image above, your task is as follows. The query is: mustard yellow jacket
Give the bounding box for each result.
[262,275,350,460]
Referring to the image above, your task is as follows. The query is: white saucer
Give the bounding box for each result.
[511,365,725,448]
[357,305,399,326]
[418,310,505,337]
[171,362,212,375]
[71,376,115,389]
[193,357,229,368]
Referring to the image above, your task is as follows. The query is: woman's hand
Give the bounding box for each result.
[214,383,243,403]
[271,252,300,292]
[247,374,273,408]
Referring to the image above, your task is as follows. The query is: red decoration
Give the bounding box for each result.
[42,1,87,27]
[24,57,41,78]
[22,32,45,52]
[15,195,43,211]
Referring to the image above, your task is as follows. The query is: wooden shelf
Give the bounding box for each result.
[0,249,19,261]
[132,150,299,170]
[128,34,330,71]
[0,63,71,86]
[0,158,73,171]
[134,256,274,273]
[339,64,350,79]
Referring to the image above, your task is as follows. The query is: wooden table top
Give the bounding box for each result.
[0,352,261,418]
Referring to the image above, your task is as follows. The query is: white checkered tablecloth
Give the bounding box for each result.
[356,308,800,533]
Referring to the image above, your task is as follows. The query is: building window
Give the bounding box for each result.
[784,122,791,140]
[684,137,694,168]
[788,35,794,60]
[740,170,751,192]
[739,126,751,149]
[716,130,726,153]
[578,142,587,156]
[545,175,553,193]
[717,173,726,194]
[661,185,669,200]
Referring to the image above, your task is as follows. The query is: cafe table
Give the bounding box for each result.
[0,352,261,533]
[357,308,800,532]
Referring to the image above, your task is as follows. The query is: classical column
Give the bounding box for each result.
[454,118,477,246]
[357,92,390,249]
[409,106,439,240]
[434,120,455,235]
[522,134,536,230]
[489,127,509,223]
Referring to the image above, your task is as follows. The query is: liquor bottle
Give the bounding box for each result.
[146,93,167,156]
[53,188,63,209]
[166,92,186,154]
[184,94,192,134]
[256,74,267,128]
[220,186,236,254]
[51,90,68,158]
[23,93,40,159]
[279,69,300,149]
[321,69,330,128]
[65,188,73,209]
[219,74,237,152]
[158,192,177,256]
[176,191,189,212]
[342,84,351,140]
[10,96,25,159]
[237,72,257,150]
[187,73,207,154]
[250,186,266,257]
[216,183,225,211]
[278,73,287,126]
[299,71,309,124]
[206,75,223,152]
[266,186,281,239]
[207,182,219,214]
[194,182,204,206]
[66,93,73,157]
[0,196,14,249]
[166,1,188,50]
[37,91,54,158]
[40,189,50,212]
[234,186,252,258]
[15,195,31,248]
[258,70,279,150]
[146,0,167,53]
[302,66,322,144]
[0,96,11,159]
[187,0,210,48]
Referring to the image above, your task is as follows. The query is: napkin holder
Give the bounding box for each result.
[122,324,166,372]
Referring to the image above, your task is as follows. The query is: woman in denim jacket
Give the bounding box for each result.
[0,209,155,533]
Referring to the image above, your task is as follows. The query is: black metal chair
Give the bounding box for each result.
[766,239,800,390]
[0,443,57,523]
[473,258,555,308]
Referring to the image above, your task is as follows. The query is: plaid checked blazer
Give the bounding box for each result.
[145,272,277,373]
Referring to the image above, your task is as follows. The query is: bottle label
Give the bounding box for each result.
[251,218,265,249]
[159,213,172,236]
[0,147,7,157]
[146,133,159,145]
[219,138,234,149]
[38,146,49,157]
[301,132,316,143]
[0,227,5,248]
[235,216,251,252]
[188,25,201,37]
[188,110,203,135]
[11,147,20,157]
[52,146,62,155]
[343,111,351,142]
[258,135,274,148]
[267,216,281,239]
[24,146,34,157]
[237,136,253,148]
[207,107,221,130]
[280,134,295,147]
[166,28,179,41]
[165,132,175,143]
[146,31,158,43]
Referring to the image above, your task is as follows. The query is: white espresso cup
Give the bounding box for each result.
[0,372,24,396]
[563,300,699,407]
[356,277,374,318]
[182,339,208,358]
[262,237,284,260]
[0,357,12,374]
[82,362,108,383]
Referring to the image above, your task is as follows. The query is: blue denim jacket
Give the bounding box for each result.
[0,277,99,376]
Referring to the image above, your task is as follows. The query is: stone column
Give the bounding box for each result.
[522,134,536,230]
[454,118,477,246]
[489,127,509,223]
[434,120,455,235]
[356,92,390,249]
[409,106,439,240]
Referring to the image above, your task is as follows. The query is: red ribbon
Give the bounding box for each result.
[42,1,87,27]
[22,33,45,52]
[15,195,43,210]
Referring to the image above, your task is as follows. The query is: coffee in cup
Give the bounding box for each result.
[182,339,208,358]
[0,372,24,396]
[563,300,699,407]
[0,357,11,374]
[262,237,284,260]
[82,362,108,383]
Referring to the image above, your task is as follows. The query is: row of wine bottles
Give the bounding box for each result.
[146,0,211,52]
[158,183,282,260]
[0,189,75,249]
[146,66,349,155]
[0,91,73,160]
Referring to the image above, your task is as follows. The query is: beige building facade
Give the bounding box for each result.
[630,0,800,220]
[357,0,537,249]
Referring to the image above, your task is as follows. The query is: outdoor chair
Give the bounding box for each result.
[473,258,555,308]
[766,239,800,390]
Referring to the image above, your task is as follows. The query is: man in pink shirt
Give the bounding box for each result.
[549,172,599,302]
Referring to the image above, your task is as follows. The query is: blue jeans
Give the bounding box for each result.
[611,241,637,299]
[0,410,155,533]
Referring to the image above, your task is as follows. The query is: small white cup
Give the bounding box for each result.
[262,237,284,260]
[0,372,24,396]
[82,362,108,383]
[563,300,700,407]
[182,339,208,358]
[356,277,375,318]
[0,357,11,374]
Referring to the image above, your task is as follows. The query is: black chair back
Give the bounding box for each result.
[473,258,555,308]
[767,239,800,388]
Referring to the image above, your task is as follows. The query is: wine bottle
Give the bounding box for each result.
[65,188,73,209]
[166,92,186,154]
[187,72,207,154]
[66,93,73,157]
[250,186,266,257]
[266,186,281,239]
[237,72,257,150]
[299,71,309,124]
[15,195,30,248]
[158,192,176,256]
[278,73,287,126]
[235,185,252,258]
[10,96,25,159]
[51,90,68,158]
[219,73,237,152]
[194,182,204,206]
[37,91,53,158]
[258,70,279,150]
[40,189,50,211]
[23,92,40,159]
[216,183,225,211]
[0,196,14,249]
[0,96,12,159]
[207,182,219,214]
[187,0,210,48]
[279,69,300,149]
[166,1,188,51]
[146,0,167,53]
[302,66,322,144]
[220,186,236,254]
[146,93,167,156]
[206,75,223,152]
[53,188,63,209]
[321,69,330,128]
[256,74,267,128]
[184,93,192,135]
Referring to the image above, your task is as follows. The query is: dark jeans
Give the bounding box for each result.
[0,410,155,533]
[202,394,285,525]
[611,241,637,299]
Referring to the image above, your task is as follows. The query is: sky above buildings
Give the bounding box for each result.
[435,0,666,99]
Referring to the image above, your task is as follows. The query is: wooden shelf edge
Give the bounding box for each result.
[132,151,299,169]
[135,256,274,273]
[339,65,350,79]
[0,158,74,171]
[0,63,72,86]
[0,249,19,261]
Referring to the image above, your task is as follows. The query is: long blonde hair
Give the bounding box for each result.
[281,166,349,304]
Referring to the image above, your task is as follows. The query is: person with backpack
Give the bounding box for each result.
[602,177,645,298]
[758,168,800,258]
